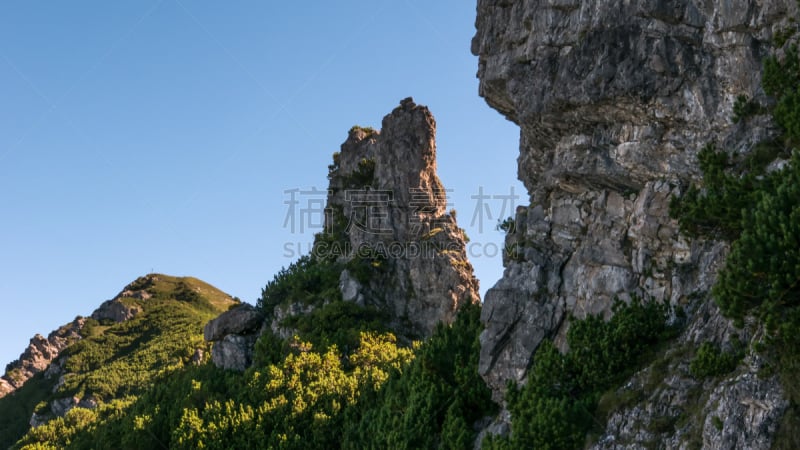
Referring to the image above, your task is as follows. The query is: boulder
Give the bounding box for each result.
[203,304,264,342]
[210,334,258,372]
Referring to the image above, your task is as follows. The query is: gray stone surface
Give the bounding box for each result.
[323,98,480,338]
[700,372,787,450]
[0,317,85,399]
[91,299,142,323]
[204,304,265,342]
[591,301,788,449]
[90,288,153,323]
[472,0,797,446]
[204,304,265,372]
[29,395,98,428]
[210,334,258,372]
[270,302,315,340]
[208,99,480,370]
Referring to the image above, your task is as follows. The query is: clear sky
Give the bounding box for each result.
[0,1,522,367]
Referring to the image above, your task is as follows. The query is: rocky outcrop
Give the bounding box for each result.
[591,301,788,449]
[269,302,315,340]
[29,395,99,428]
[204,304,264,341]
[90,286,152,323]
[5,282,157,398]
[210,335,259,372]
[91,299,141,323]
[323,98,480,338]
[204,304,265,371]
[0,317,85,399]
[1,278,158,398]
[472,0,798,446]
[204,99,477,371]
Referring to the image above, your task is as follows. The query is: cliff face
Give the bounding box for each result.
[328,98,480,337]
[204,303,265,371]
[473,0,797,446]
[268,98,478,341]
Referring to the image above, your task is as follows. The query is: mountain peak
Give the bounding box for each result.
[0,274,237,445]
[324,98,479,336]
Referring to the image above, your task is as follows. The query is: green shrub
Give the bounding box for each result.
[348,125,377,136]
[342,303,494,449]
[670,28,800,423]
[342,157,376,188]
[732,95,762,123]
[485,298,674,449]
[712,152,800,323]
[0,374,56,449]
[256,255,343,315]
[763,44,800,146]
[689,342,742,379]
[281,300,387,352]
[497,217,515,234]
[669,144,765,240]
[328,151,341,177]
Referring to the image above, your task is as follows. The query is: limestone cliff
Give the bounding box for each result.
[325,98,480,337]
[472,0,798,447]
[209,99,480,371]
[266,98,479,340]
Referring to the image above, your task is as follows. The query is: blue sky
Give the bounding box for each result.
[0,1,522,366]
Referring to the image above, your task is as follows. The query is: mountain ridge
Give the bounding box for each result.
[0,274,238,448]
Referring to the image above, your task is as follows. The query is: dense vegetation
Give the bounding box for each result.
[670,38,800,443]
[255,255,387,353]
[688,342,742,379]
[483,299,677,449]
[6,29,800,450]
[0,372,57,449]
[342,303,494,449]
[0,275,237,449]
[6,240,493,450]
[256,255,342,316]
[34,264,674,450]
[10,304,490,449]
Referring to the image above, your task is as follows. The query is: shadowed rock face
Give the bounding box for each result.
[472,0,796,446]
[204,304,264,342]
[324,98,480,338]
[204,304,265,371]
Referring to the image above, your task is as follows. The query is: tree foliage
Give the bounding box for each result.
[10,262,490,450]
[670,39,800,332]
[256,255,343,316]
[668,144,768,240]
[670,31,800,412]
[341,302,494,449]
[485,298,673,450]
[6,275,233,449]
[689,342,742,379]
[712,153,800,323]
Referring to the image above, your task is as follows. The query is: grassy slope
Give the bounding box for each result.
[0,274,237,449]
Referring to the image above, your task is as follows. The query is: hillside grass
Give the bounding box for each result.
[2,274,236,449]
